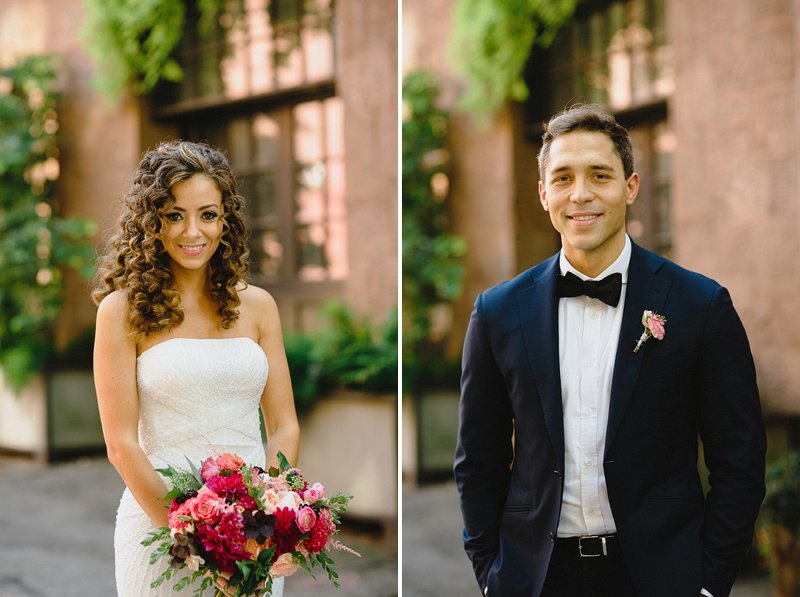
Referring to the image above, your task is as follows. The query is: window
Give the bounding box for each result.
[534,0,672,116]
[160,0,335,107]
[153,0,344,329]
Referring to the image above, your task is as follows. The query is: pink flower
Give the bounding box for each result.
[270,553,300,578]
[265,476,291,493]
[167,500,194,534]
[319,508,335,533]
[201,456,220,482]
[295,506,317,533]
[647,315,665,340]
[303,483,325,503]
[188,489,223,524]
[216,453,245,472]
[634,310,667,353]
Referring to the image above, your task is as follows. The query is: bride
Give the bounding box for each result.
[92,140,299,596]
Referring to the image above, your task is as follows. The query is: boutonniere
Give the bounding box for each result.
[634,310,666,353]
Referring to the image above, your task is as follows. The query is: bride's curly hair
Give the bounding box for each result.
[92,141,249,341]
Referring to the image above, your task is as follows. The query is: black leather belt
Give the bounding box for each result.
[554,534,618,558]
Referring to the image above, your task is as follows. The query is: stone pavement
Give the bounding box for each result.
[0,456,396,597]
[402,482,773,597]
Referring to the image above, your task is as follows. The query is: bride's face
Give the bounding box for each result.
[160,174,224,272]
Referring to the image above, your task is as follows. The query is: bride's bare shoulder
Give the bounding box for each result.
[237,284,280,324]
[95,289,136,348]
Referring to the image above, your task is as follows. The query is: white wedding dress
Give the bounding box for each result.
[114,337,285,597]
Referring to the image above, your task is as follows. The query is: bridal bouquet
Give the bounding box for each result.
[142,451,354,596]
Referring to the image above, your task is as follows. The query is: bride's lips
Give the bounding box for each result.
[178,243,206,256]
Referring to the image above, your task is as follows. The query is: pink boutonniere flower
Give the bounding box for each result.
[634,310,666,353]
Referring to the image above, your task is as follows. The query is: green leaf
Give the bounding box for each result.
[276,451,291,474]
[450,0,577,117]
[184,455,205,485]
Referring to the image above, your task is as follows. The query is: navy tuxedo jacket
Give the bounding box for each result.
[454,242,765,597]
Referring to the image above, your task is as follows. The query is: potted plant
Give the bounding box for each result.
[759,450,800,597]
[285,302,398,521]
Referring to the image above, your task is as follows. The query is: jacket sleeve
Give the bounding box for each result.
[454,293,514,593]
[696,286,766,597]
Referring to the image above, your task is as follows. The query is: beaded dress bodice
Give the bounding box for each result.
[136,337,268,470]
[114,337,284,596]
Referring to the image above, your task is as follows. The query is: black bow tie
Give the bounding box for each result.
[556,271,622,307]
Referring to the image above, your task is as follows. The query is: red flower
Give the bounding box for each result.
[205,473,256,511]
[305,509,334,553]
[272,507,301,556]
[195,508,249,573]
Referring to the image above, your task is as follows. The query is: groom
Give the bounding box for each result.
[454,104,765,597]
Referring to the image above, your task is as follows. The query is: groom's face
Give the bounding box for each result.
[539,130,639,275]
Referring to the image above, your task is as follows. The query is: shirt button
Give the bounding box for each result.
[584,459,593,467]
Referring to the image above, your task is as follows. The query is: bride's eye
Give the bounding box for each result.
[165,212,182,222]
[201,211,219,221]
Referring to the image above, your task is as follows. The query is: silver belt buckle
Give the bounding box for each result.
[578,535,607,558]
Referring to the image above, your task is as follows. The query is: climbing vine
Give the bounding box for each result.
[0,55,96,391]
[450,0,576,116]
[402,71,466,391]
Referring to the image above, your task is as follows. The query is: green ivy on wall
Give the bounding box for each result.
[0,55,96,392]
[81,0,333,100]
[402,71,466,392]
[81,0,220,98]
[450,0,576,116]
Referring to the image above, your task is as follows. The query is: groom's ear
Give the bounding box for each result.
[539,180,549,211]
[626,172,640,205]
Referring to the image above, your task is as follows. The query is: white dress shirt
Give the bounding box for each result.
[556,236,631,537]
[553,236,714,597]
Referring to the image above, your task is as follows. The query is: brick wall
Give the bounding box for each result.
[670,0,800,413]
[338,0,399,321]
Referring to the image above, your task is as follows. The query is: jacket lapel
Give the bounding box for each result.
[605,244,671,453]
[516,255,564,471]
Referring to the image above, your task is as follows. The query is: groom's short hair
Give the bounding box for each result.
[537,104,635,181]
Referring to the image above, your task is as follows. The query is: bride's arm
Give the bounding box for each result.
[94,290,169,526]
[252,289,300,468]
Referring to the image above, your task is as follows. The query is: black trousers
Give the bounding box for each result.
[539,537,639,597]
